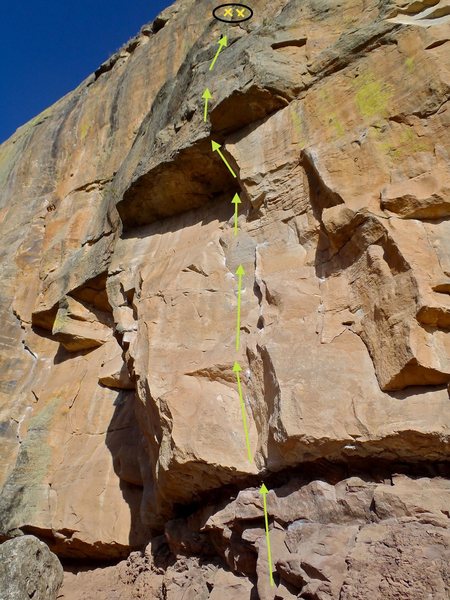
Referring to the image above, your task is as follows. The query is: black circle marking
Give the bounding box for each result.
[213,4,254,24]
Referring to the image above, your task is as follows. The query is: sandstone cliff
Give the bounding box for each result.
[0,0,449,598]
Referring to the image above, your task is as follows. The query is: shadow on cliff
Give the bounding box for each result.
[105,389,151,550]
[120,187,238,240]
[117,133,241,231]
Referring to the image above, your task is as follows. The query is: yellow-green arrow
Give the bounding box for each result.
[233,362,252,462]
[232,193,241,236]
[212,140,237,178]
[260,483,275,587]
[202,88,212,122]
[235,264,245,350]
[209,35,228,71]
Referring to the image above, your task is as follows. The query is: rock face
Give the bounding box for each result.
[0,535,63,600]
[0,0,449,597]
[59,471,450,599]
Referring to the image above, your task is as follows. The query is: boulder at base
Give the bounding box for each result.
[0,535,63,600]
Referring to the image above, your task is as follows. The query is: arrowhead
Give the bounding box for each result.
[231,193,242,205]
[236,265,245,276]
[219,35,228,48]
[202,88,212,100]
[211,140,221,152]
[233,361,242,373]
[260,483,269,495]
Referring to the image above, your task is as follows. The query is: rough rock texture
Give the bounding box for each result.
[58,471,450,599]
[0,0,449,597]
[0,535,63,600]
[61,551,255,600]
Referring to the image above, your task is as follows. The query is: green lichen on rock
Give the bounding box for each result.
[316,89,346,139]
[369,122,432,162]
[290,106,306,147]
[354,72,393,119]
[405,56,415,72]
[79,120,90,141]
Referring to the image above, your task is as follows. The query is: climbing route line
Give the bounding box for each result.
[203,22,274,588]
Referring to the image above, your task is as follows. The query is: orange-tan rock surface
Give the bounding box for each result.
[0,0,449,597]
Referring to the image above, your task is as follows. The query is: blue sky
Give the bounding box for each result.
[1,0,172,143]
